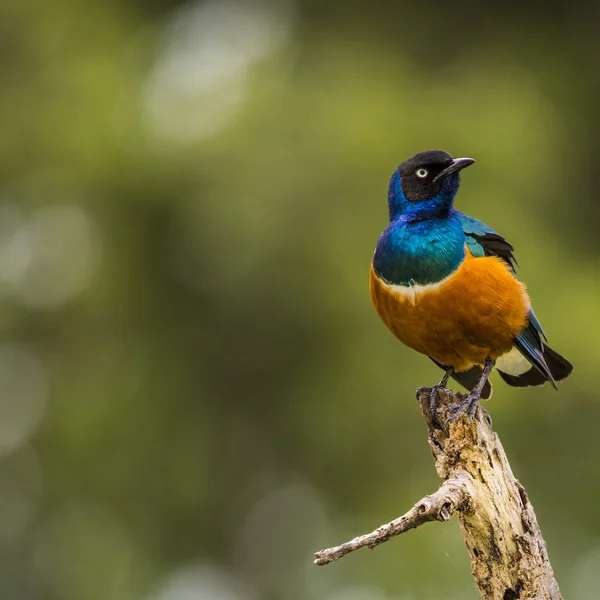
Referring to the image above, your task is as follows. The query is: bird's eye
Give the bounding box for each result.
[415,168,428,179]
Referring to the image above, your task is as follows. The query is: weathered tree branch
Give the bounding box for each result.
[314,473,471,565]
[314,389,562,600]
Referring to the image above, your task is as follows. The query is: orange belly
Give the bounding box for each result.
[369,248,530,372]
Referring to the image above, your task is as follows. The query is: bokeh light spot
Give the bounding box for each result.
[0,204,100,310]
[143,0,295,143]
[149,564,254,600]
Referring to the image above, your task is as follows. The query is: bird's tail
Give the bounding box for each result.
[498,345,573,388]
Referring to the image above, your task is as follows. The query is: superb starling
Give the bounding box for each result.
[369,150,573,422]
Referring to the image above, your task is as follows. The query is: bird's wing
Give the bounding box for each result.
[457,213,518,271]
[457,213,554,384]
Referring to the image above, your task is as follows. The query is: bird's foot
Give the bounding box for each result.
[444,393,480,427]
[443,393,492,428]
[417,385,453,425]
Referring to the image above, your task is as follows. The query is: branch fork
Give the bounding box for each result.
[314,388,562,600]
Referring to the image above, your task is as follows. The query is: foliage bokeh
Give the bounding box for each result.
[0,0,597,598]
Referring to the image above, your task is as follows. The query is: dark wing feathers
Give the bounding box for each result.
[513,325,557,389]
[458,213,518,270]
[498,346,572,387]
[528,308,548,342]
[468,232,519,270]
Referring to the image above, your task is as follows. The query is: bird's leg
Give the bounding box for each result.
[419,367,453,423]
[444,358,495,427]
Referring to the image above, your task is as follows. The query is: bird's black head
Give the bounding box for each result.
[397,150,475,202]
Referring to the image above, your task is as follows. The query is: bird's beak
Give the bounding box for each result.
[432,157,475,183]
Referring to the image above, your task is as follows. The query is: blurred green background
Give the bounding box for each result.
[0,0,598,598]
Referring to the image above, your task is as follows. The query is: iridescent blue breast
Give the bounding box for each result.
[372,213,466,286]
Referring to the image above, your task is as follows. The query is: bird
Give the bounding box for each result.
[369,150,573,424]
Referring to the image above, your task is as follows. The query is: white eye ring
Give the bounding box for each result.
[415,168,428,179]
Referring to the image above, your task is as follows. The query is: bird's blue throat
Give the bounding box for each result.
[372,170,466,286]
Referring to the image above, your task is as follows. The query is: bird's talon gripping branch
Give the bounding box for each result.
[444,393,481,427]
[416,385,454,426]
[467,396,480,420]
[418,366,455,424]
[430,385,453,424]
[443,395,463,415]
[443,358,496,427]
[430,386,441,420]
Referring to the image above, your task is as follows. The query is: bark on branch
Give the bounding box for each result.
[314,389,562,600]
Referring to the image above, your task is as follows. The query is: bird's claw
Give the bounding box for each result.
[416,385,453,425]
[444,393,480,427]
[443,394,492,428]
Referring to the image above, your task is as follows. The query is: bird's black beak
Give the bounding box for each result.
[432,157,475,183]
